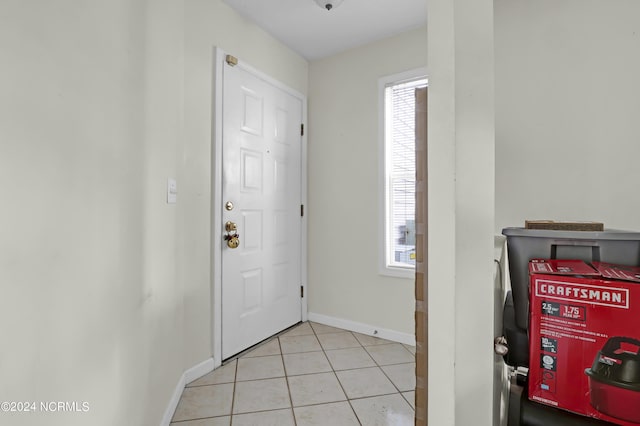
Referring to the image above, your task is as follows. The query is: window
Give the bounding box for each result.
[379,71,427,278]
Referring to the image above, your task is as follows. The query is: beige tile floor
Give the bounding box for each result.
[171,322,416,426]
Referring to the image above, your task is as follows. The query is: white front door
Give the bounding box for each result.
[221,58,303,359]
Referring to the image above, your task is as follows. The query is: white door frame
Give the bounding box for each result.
[211,47,308,368]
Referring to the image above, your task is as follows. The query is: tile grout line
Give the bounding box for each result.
[279,335,298,426]
[316,321,415,418]
[278,321,322,426]
[311,322,363,426]
[362,342,416,409]
[226,407,300,421]
[280,362,409,378]
[229,358,238,423]
[341,326,416,417]
[400,391,415,410]
[233,374,286,383]
[227,323,315,422]
[172,368,237,423]
[170,414,229,424]
[384,363,418,405]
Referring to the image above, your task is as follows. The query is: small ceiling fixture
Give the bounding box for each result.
[314,0,344,11]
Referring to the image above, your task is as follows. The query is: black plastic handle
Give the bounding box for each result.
[601,336,640,358]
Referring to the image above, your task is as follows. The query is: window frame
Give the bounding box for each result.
[378,68,428,279]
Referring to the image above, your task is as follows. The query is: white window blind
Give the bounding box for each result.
[384,78,427,270]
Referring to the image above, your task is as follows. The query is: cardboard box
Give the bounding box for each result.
[525,220,604,231]
[528,259,640,425]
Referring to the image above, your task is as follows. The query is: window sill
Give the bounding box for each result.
[379,265,415,279]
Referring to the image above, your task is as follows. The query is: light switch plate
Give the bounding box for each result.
[167,178,177,204]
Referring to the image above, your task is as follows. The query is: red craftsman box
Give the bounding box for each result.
[528,259,640,425]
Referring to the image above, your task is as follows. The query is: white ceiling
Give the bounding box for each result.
[223,0,427,61]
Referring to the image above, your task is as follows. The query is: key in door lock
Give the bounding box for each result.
[224,221,240,249]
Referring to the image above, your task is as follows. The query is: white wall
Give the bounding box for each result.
[427,0,495,424]
[0,1,307,425]
[307,27,427,336]
[0,1,184,424]
[495,0,640,232]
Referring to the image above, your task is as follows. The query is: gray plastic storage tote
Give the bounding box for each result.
[502,227,640,330]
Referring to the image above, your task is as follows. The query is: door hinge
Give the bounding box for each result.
[300,123,304,136]
[300,204,304,217]
[226,54,238,66]
[301,286,304,298]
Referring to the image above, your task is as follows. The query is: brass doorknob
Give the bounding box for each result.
[226,235,240,249]
[225,221,237,232]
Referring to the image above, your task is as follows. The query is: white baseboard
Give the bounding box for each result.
[184,357,215,384]
[307,312,415,346]
[160,357,215,426]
